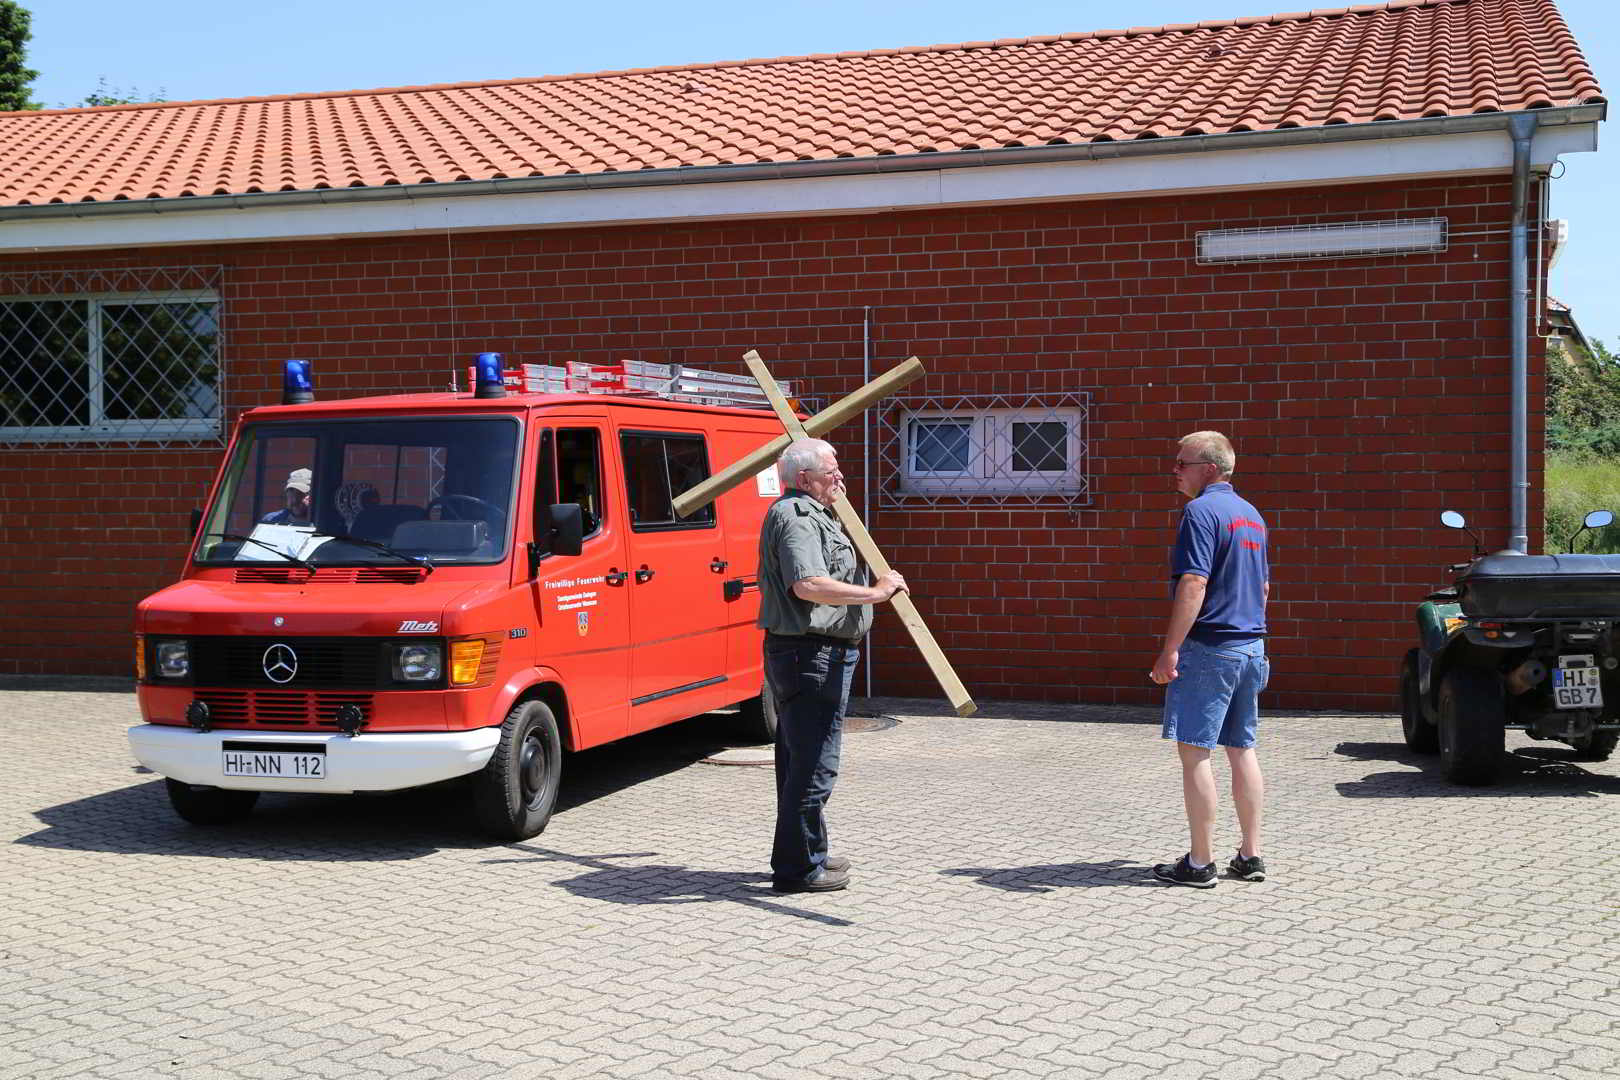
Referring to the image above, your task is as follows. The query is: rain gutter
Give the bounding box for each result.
[1508,112,1538,554]
[0,105,1602,224]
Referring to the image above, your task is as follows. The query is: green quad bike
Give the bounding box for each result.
[1400,509,1620,785]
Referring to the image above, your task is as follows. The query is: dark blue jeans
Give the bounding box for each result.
[764,637,858,883]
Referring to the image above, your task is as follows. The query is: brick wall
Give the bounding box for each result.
[0,174,1542,710]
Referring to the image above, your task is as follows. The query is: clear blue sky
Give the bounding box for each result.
[21,0,1618,349]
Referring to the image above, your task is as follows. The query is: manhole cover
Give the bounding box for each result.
[701,746,775,766]
[845,714,900,733]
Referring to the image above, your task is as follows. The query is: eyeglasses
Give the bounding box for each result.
[1173,459,1212,470]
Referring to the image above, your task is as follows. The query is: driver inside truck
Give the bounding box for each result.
[260,468,313,526]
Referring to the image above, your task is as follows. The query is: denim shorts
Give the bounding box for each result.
[1162,637,1269,749]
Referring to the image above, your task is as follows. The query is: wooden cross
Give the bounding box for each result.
[673,350,976,717]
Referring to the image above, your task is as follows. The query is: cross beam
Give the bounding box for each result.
[671,357,925,521]
[699,350,975,717]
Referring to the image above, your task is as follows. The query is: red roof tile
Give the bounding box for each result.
[0,0,1602,209]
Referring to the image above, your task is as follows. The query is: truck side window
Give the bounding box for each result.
[557,428,604,537]
[621,431,715,531]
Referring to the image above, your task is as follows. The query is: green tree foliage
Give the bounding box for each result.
[1545,336,1620,552]
[71,75,166,108]
[1547,337,1620,455]
[0,1,40,112]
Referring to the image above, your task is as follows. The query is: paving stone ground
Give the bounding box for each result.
[2,689,1617,1079]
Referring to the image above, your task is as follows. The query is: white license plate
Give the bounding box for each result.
[1553,656,1603,710]
[222,748,326,779]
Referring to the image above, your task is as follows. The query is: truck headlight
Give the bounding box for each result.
[393,642,442,681]
[155,640,191,679]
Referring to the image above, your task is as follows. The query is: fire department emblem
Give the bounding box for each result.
[262,643,299,684]
[577,611,589,637]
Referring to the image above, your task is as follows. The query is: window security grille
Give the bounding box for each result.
[876,393,1091,509]
[0,267,223,449]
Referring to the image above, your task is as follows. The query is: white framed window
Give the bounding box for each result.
[1,268,222,449]
[879,393,1091,508]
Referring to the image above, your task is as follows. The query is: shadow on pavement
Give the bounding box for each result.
[484,846,855,926]
[14,779,484,860]
[556,713,744,815]
[15,712,747,861]
[1333,741,1620,798]
[941,859,1161,892]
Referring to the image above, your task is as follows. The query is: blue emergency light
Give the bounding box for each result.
[282,360,314,404]
[473,352,507,399]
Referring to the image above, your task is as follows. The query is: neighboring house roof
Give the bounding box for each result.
[0,0,1604,211]
[1546,296,1594,358]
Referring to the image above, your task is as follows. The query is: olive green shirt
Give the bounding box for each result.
[756,490,873,641]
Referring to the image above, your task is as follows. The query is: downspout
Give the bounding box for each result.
[1508,112,1538,554]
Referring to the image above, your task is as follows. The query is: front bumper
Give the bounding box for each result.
[127,724,500,794]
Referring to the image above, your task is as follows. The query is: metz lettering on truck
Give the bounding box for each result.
[398,620,439,633]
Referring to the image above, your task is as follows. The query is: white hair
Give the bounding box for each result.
[1179,430,1236,479]
[778,438,834,487]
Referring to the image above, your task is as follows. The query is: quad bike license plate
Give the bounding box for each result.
[1552,655,1603,710]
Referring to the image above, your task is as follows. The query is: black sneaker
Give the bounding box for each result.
[1227,853,1267,882]
[1152,855,1217,889]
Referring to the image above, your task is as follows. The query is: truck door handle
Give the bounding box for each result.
[635,564,655,584]
[710,558,729,573]
[605,569,628,586]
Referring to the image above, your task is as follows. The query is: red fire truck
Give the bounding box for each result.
[129,355,785,839]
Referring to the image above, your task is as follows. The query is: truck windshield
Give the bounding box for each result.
[195,416,521,566]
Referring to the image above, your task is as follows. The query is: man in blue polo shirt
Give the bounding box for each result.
[1149,431,1270,889]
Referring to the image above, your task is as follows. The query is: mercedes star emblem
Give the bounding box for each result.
[262,643,299,684]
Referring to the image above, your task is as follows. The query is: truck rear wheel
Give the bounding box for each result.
[473,699,562,841]
[1400,649,1438,754]
[1570,729,1619,762]
[165,779,259,825]
[1437,667,1506,785]
[733,681,778,744]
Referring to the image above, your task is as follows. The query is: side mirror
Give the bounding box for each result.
[189,508,203,537]
[1440,509,1484,557]
[1566,509,1615,554]
[549,503,584,558]
[528,504,585,574]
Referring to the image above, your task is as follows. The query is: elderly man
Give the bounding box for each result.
[1149,431,1270,889]
[756,437,906,893]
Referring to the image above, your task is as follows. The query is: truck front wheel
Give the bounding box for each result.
[473,699,562,841]
[165,779,259,825]
[1400,649,1438,754]
[1437,667,1506,786]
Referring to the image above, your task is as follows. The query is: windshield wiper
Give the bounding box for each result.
[317,532,436,574]
[218,533,315,571]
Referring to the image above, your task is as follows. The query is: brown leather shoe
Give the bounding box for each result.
[824,854,851,873]
[771,868,850,893]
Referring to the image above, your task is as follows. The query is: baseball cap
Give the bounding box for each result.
[285,468,312,493]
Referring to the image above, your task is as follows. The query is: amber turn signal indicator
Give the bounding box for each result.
[449,639,485,685]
